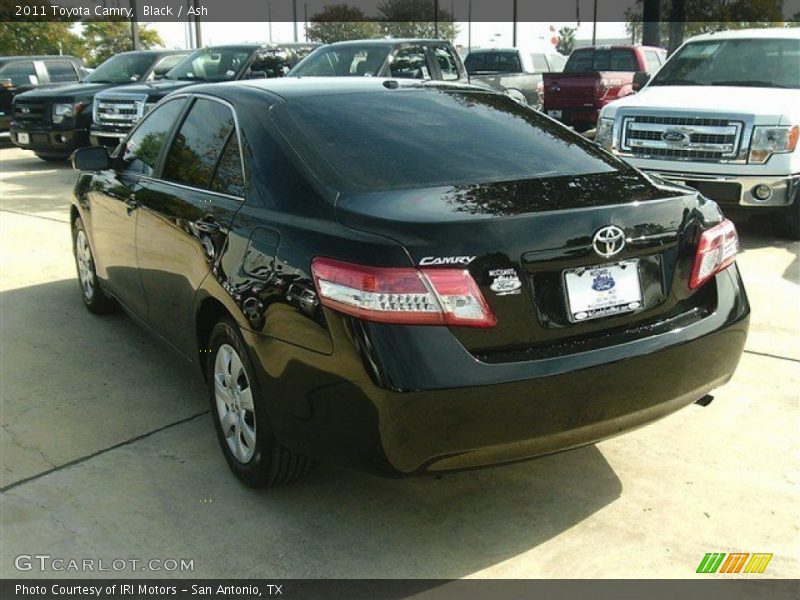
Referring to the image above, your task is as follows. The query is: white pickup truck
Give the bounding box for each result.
[595,28,800,239]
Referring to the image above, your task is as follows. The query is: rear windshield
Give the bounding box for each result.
[565,48,638,73]
[270,89,619,192]
[465,52,522,74]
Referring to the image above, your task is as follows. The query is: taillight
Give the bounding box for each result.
[689,219,739,289]
[311,257,496,328]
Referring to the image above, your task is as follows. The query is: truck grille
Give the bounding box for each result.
[13,100,48,124]
[621,115,743,163]
[94,93,147,128]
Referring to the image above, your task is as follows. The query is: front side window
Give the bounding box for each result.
[289,45,391,77]
[0,61,36,86]
[46,60,78,82]
[152,54,184,78]
[165,48,252,82]
[651,38,799,88]
[390,46,430,79]
[85,53,155,84]
[163,98,236,189]
[432,46,459,81]
[119,98,186,176]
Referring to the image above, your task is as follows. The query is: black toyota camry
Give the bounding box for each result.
[69,78,749,487]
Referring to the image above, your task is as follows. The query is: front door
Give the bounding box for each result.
[87,97,188,317]
[135,96,245,355]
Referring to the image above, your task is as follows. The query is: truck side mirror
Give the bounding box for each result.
[632,71,650,92]
[71,146,110,171]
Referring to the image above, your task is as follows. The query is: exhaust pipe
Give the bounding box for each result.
[695,395,714,407]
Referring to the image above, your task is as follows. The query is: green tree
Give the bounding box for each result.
[82,21,164,67]
[0,22,82,58]
[306,4,382,43]
[556,26,576,55]
[378,0,459,40]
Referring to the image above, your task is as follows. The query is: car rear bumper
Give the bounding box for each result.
[242,266,749,476]
[643,169,800,209]
[9,122,87,156]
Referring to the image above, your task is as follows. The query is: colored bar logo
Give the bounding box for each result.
[696,552,773,574]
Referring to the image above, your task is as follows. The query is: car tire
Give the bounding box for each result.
[35,153,69,162]
[72,217,117,314]
[207,318,314,488]
[774,195,800,241]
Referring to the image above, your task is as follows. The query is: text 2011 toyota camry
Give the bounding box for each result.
[70,78,749,487]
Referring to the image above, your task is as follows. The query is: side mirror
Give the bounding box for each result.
[71,146,110,171]
[0,78,13,89]
[246,70,268,80]
[632,71,650,92]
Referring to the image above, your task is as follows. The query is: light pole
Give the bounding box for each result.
[512,0,517,47]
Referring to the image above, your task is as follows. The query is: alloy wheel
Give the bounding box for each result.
[213,343,257,463]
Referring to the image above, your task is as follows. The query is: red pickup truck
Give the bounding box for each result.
[542,45,666,131]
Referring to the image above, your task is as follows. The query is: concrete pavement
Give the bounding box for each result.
[1,145,798,579]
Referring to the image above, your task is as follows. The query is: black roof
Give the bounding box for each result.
[181,76,486,101]
[321,38,451,47]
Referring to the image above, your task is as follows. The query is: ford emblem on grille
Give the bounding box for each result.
[592,225,626,258]
[662,130,689,144]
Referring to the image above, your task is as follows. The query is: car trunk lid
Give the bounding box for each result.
[336,171,713,359]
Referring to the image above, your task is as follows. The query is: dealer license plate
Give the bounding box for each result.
[17,132,29,145]
[564,260,642,322]
[547,109,562,119]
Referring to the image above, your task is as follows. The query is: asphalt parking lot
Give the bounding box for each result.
[0,144,798,579]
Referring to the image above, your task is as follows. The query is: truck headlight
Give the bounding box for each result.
[749,125,799,164]
[52,102,77,124]
[595,117,615,151]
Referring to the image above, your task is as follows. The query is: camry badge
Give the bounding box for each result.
[593,225,626,258]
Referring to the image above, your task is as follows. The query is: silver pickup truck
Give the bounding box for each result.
[464,47,567,110]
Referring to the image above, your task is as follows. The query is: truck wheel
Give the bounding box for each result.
[774,196,800,241]
[207,318,314,488]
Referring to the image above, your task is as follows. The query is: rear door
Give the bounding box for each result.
[88,96,188,318]
[135,95,245,355]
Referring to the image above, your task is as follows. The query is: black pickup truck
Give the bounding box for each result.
[1,55,86,134]
[90,44,314,148]
[10,50,187,160]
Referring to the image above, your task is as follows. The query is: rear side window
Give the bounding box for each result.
[390,46,429,79]
[119,98,187,176]
[271,90,618,192]
[564,49,594,72]
[45,60,78,82]
[210,134,245,197]
[432,46,459,81]
[0,61,36,86]
[163,98,235,189]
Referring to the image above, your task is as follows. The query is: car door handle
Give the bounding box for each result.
[193,217,221,233]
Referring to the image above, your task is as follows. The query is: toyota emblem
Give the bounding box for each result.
[592,225,626,258]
